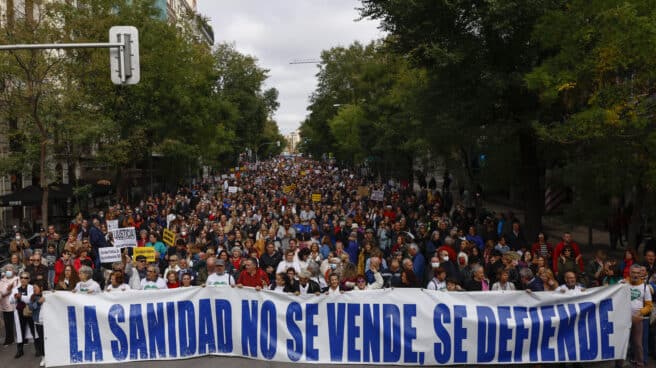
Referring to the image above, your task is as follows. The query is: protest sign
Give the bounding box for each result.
[371,190,384,202]
[98,247,121,263]
[110,227,137,248]
[133,247,155,263]
[162,229,176,247]
[228,186,238,194]
[311,193,322,202]
[357,186,370,197]
[43,285,630,367]
[106,220,119,232]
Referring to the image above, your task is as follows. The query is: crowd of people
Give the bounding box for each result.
[0,156,653,367]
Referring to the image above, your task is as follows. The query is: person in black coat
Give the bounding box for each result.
[297,270,321,295]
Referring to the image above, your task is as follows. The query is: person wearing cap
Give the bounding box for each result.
[127,255,149,290]
[204,259,235,287]
[296,270,321,295]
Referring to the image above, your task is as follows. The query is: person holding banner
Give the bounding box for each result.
[73,266,102,294]
[204,259,235,287]
[236,258,269,289]
[140,266,168,290]
[619,264,654,368]
[11,272,34,359]
[105,271,131,292]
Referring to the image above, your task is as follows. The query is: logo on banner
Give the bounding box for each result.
[162,229,176,247]
[110,227,137,248]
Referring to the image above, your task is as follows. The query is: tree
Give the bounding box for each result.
[359,0,562,237]
[0,0,69,227]
[526,0,656,246]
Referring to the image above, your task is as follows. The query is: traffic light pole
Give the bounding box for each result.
[0,26,140,85]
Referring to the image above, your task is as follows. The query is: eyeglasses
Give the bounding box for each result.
[20,277,29,279]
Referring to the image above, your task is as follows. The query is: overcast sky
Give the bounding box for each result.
[197,0,384,134]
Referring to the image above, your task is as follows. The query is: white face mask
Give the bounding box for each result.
[442,256,449,262]
[5,271,13,278]
[431,262,440,268]
[15,236,20,241]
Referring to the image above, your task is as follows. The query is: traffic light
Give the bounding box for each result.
[109,26,140,85]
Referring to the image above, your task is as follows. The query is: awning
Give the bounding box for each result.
[0,184,73,207]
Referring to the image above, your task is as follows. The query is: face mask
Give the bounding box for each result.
[181,232,187,236]
[15,236,20,241]
[431,262,440,268]
[5,271,13,278]
[442,256,449,262]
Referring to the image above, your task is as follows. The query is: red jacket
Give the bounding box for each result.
[237,268,269,288]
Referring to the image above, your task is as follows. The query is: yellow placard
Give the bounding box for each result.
[300,171,306,176]
[162,228,176,247]
[312,193,322,202]
[134,247,156,263]
[357,186,370,197]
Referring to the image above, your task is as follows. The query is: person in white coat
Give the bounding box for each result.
[1,264,19,346]
[12,271,34,358]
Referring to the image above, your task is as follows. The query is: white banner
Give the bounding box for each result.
[228,186,238,193]
[42,285,630,367]
[98,248,122,263]
[110,227,137,248]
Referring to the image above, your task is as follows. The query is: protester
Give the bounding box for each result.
[620,264,653,368]
[1,264,19,347]
[105,271,131,292]
[204,259,235,287]
[73,266,102,294]
[140,266,167,290]
[28,282,45,365]
[12,272,34,359]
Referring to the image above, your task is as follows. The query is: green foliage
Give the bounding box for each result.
[0,0,282,208]
[527,0,656,222]
[299,40,426,178]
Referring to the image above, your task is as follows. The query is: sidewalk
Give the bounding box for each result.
[484,201,626,260]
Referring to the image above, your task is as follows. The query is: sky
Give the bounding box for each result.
[196,0,384,134]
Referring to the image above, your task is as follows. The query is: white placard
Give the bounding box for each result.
[106,219,119,231]
[371,190,385,202]
[98,247,122,263]
[228,186,238,193]
[110,227,137,248]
